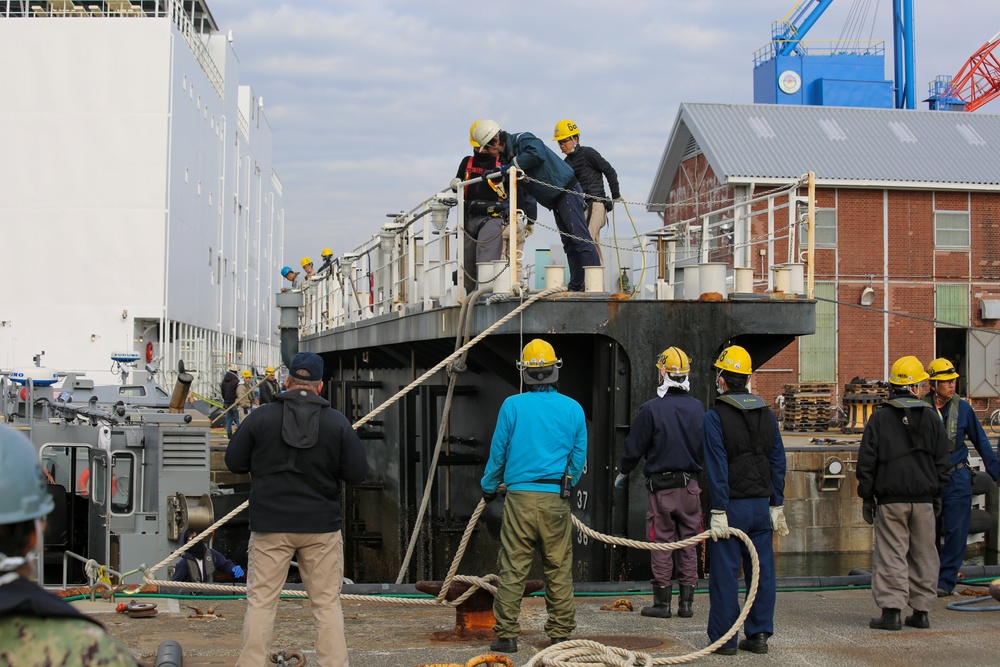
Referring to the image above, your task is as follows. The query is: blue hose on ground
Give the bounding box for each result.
[946,597,1000,612]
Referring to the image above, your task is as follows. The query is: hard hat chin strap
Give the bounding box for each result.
[0,518,42,581]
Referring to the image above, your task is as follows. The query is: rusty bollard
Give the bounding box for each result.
[416,579,544,641]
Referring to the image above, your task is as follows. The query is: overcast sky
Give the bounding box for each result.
[206,0,1000,269]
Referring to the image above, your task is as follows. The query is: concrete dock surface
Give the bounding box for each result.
[75,585,1000,666]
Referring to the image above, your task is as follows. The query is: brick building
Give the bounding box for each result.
[648,103,1000,415]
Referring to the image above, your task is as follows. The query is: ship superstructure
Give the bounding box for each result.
[0,0,283,397]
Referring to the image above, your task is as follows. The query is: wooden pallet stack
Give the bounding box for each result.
[841,382,888,433]
[781,382,834,431]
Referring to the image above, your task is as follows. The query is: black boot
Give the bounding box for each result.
[641,585,672,618]
[677,584,694,618]
[904,611,930,628]
[738,632,770,654]
[490,637,518,653]
[869,608,902,630]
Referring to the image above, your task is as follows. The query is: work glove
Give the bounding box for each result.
[709,510,730,541]
[231,565,245,579]
[614,472,627,489]
[483,489,498,504]
[449,177,462,192]
[933,497,942,517]
[525,222,534,238]
[770,505,789,537]
[862,500,875,525]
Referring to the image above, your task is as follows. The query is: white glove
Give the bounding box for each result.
[449,177,462,192]
[614,472,627,489]
[770,505,789,537]
[709,510,730,541]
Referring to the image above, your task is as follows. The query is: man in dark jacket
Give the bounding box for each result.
[703,345,787,656]
[473,119,600,291]
[553,119,620,266]
[858,356,950,631]
[617,347,704,619]
[226,352,369,667]
[171,528,244,583]
[258,367,280,405]
[220,363,240,438]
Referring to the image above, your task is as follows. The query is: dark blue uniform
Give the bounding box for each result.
[703,390,786,651]
[923,394,1000,593]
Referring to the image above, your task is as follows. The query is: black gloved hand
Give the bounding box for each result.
[483,490,497,504]
[862,500,875,525]
[933,497,942,517]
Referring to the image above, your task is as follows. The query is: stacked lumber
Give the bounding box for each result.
[782,382,834,431]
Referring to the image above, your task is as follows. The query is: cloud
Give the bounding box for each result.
[207,0,1000,264]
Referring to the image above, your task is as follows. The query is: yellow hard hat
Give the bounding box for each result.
[265,366,276,375]
[469,120,482,148]
[714,345,752,375]
[553,119,580,142]
[889,356,929,386]
[518,339,559,368]
[241,370,252,378]
[301,256,313,268]
[656,347,691,374]
[321,248,333,259]
[927,358,959,381]
[472,119,501,150]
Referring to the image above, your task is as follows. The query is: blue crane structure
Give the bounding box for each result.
[753,0,915,109]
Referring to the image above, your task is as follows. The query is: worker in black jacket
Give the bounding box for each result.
[554,119,621,266]
[225,351,368,666]
[220,364,241,438]
[857,356,950,631]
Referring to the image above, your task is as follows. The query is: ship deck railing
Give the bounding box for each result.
[296,172,818,337]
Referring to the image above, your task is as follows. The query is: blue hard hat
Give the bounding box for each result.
[281,266,292,278]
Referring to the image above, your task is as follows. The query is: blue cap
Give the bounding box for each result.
[289,352,323,382]
[281,266,292,278]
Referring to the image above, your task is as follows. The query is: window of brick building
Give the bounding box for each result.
[934,211,970,248]
[800,282,836,381]
[798,208,837,247]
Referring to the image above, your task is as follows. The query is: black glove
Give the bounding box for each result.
[933,497,942,517]
[483,490,497,504]
[862,500,875,525]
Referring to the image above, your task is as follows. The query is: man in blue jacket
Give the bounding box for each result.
[922,358,1000,597]
[226,351,368,667]
[703,345,788,655]
[617,347,704,619]
[473,120,600,291]
[481,339,588,653]
[171,528,244,583]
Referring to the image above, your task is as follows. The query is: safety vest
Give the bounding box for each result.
[922,392,960,452]
[712,392,774,499]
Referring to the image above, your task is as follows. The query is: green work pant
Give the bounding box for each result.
[493,490,577,639]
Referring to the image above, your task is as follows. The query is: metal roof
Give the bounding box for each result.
[648,103,1000,211]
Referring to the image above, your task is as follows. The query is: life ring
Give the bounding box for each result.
[145,342,154,363]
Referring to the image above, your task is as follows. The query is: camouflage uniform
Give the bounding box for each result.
[0,616,139,666]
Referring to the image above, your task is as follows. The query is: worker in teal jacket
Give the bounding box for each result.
[481,339,587,654]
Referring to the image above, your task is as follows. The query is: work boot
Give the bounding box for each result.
[904,611,930,629]
[490,637,518,653]
[550,637,570,646]
[738,632,770,654]
[869,608,902,630]
[713,645,738,656]
[936,587,953,597]
[677,584,695,618]
[640,585,672,618]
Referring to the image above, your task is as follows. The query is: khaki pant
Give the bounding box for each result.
[872,502,938,613]
[238,531,349,667]
[586,201,608,264]
[493,491,576,639]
